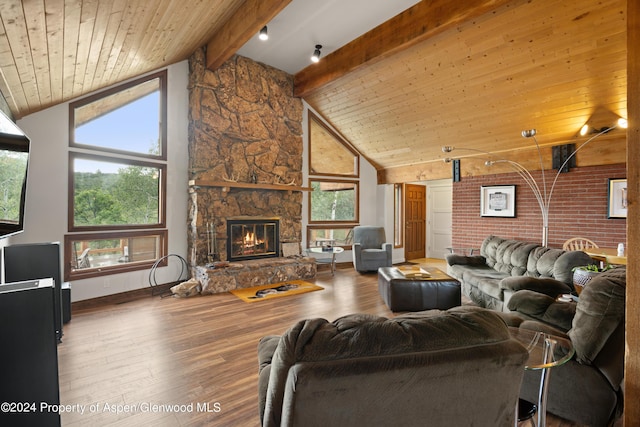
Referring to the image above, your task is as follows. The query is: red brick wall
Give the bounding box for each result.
[452,163,627,250]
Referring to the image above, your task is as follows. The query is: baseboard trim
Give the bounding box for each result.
[71,282,177,313]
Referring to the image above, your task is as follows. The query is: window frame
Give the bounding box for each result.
[64,229,168,281]
[308,111,360,178]
[67,152,167,232]
[306,225,354,250]
[69,70,167,161]
[394,183,404,248]
[66,70,169,279]
[308,178,359,224]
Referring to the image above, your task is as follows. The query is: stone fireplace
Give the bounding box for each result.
[227,217,280,262]
[186,48,315,293]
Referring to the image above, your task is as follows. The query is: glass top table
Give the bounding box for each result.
[509,327,575,427]
[308,246,344,275]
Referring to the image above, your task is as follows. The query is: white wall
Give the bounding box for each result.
[7,61,190,302]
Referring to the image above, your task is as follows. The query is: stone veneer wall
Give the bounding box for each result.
[187,48,304,266]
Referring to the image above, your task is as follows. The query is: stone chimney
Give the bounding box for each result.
[187,48,304,266]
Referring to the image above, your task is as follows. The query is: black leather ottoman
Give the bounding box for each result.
[378,267,461,312]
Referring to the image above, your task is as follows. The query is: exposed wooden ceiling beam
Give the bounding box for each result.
[206,0,292,71]
[294,0,513,97]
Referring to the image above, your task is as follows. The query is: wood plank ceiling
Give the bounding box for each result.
[301,0,627,181]
[0,0,627,183]
[0,0,245,118]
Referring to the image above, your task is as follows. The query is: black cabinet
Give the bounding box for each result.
[4,242,64,341]
[0,279,61,426]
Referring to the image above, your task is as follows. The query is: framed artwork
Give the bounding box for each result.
[607,178,627,218]
[481,185,516,217]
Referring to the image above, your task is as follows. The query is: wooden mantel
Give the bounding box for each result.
[188,180,312,192]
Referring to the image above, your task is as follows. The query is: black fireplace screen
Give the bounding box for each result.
[227,219,280,261]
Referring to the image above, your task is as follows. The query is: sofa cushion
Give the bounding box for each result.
[477,278,506,300]
[462,266,507,282]
[553,250,596,284]
[507,289,576,331]
[524,246,551,277]
[528,247,563,277]
[353,226,386,249]
[445,254,486,267]
[509,243,538,276]
[480,235,506,268]
[569,267,626,365]
[493,240,530,274]
[500,276,572,298]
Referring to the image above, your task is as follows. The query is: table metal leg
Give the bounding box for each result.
[536,337,557,427]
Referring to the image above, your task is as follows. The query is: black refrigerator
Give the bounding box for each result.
[0,279,61,426]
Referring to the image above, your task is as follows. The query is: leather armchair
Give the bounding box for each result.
[258,306,528,427]
[502,266,625,426]
[351,226,392,272]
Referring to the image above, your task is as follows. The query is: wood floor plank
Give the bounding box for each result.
[57,260,601,426]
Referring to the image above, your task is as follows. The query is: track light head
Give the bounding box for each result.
[311,45,322,63]
[259,26,268,41]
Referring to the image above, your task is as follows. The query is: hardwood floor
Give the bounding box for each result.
[57,260,596,426]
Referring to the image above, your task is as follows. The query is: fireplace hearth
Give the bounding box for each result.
[227,218,280,262]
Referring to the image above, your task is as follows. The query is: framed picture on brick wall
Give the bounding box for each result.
[480,185,516,217]
[607,178,627,218]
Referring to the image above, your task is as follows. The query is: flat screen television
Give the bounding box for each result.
[0,109,29,239]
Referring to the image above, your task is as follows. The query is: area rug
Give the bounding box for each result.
[230,280,323,303]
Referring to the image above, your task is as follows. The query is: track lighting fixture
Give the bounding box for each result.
[259,26,268,41]
[579,115,628,136]
[311,45,322,63]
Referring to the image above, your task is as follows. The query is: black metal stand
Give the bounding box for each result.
[148,254,189,297]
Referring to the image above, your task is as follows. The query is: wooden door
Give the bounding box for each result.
[404,184,426,260]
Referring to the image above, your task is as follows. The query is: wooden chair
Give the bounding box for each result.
[75,248,91,269]
[562,237,599,251]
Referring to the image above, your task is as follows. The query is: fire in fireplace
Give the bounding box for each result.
[227,218,280,261]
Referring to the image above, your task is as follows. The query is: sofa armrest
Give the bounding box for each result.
[352,242,363,266]
[445,254,486,266]
[516,319,570,338]
[499,276,571,297]
[507,290,576,332]
[495,311,525,328]
[258,335,281,424]
[258,335,281,372]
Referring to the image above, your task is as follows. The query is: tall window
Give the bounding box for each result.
[307,111,359,248]
[65,71,168,280]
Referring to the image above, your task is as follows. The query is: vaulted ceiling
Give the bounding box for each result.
[0,0,627,182]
